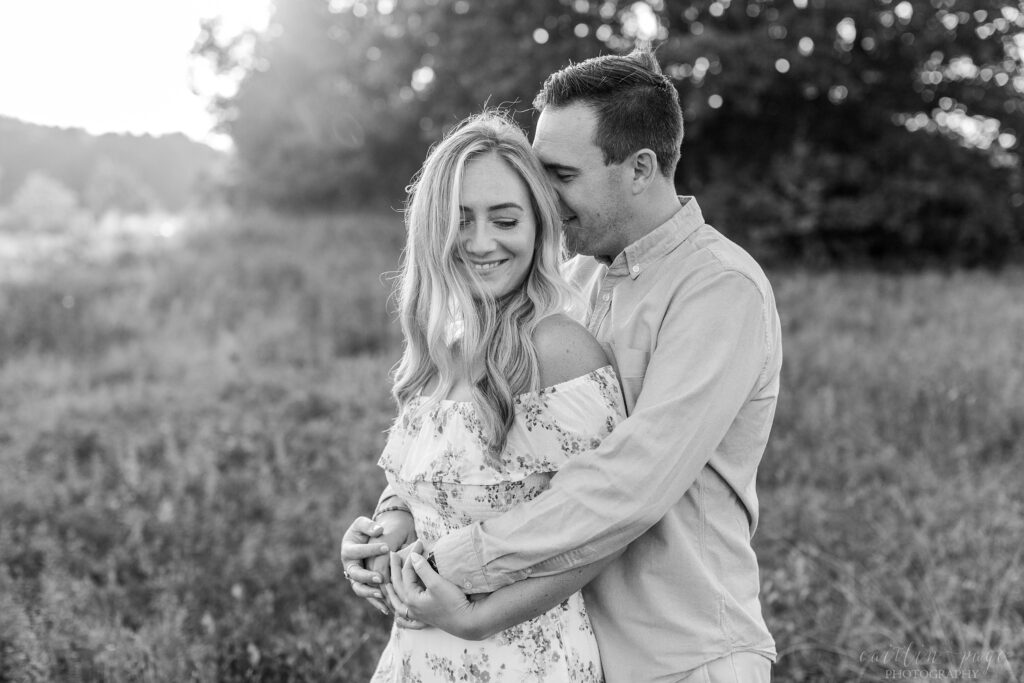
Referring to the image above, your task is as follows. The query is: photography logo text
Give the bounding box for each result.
[859,643,1016,680]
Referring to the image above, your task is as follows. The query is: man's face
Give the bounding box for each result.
[532,103,631,260]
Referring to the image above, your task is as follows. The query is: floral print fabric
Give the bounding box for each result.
[371,366,624,683]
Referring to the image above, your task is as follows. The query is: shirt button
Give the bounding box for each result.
[524,568,532,575]
[602,293,610,302]
[632,265,640,273]
[463,580,472,589]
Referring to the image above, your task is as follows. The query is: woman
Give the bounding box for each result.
[367,112,624,682]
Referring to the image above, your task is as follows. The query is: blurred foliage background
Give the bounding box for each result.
[1,0,1024,681]
[193,0,1024,266]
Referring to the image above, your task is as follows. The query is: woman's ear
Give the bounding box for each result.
[630,148,658,195]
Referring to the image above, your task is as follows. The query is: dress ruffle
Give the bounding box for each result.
[378,365,622,486]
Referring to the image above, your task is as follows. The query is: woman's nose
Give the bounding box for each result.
[464,221,495,254]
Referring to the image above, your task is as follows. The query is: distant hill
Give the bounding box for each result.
[0,116,225,211]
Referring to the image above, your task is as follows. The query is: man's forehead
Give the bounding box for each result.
[532,104,599,161]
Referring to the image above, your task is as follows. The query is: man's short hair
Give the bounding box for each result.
[533,49,683,177]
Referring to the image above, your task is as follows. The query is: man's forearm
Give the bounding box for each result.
[457,551,621,640]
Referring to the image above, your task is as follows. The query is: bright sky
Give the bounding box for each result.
[0,0,271,149]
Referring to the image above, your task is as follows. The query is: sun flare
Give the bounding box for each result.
[0,0,271,147]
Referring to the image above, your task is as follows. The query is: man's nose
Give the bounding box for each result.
[556,195,571,218]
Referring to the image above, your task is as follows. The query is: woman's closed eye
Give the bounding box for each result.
[493,218,519,229]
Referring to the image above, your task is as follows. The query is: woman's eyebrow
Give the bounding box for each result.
[459,202,524,213]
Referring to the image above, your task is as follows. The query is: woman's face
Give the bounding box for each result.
[455,152,538,299]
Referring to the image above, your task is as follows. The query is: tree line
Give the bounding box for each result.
[0,116,223,226]
[195,0,1024,266]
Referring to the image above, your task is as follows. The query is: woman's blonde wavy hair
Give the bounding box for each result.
[391,111,580,460]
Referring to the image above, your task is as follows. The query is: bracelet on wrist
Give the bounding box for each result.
[373,505,410,520]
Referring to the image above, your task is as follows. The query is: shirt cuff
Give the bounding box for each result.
[432,528,495,594]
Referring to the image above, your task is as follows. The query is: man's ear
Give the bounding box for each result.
[630,148,658,194]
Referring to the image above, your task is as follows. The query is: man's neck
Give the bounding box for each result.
[598,184,682,262]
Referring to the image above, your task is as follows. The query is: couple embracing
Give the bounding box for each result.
[341,49,781,683]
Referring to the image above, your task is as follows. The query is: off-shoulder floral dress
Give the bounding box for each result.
[371,365,625,683]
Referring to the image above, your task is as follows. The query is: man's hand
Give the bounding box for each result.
[386,540,480,640]
[367,548,427,629]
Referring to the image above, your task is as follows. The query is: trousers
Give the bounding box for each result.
[678,652,772,683]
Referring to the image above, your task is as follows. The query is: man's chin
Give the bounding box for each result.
[564,241,585,257]
[567,242,596,257]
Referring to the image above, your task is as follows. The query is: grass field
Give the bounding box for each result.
[0,212,1021,682]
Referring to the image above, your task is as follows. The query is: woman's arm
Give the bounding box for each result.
[367,508,418,580]
[388,541,622,640]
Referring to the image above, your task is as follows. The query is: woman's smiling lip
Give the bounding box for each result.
[465,258,509,271]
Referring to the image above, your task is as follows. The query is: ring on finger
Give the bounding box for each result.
[343,563,358,580]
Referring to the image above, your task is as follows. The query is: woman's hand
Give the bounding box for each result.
[340,511,418,617]
[340,516,391,613]
[386,540,481,640]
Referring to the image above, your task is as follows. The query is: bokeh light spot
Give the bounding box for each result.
[836,17,857,45]
[828,84,849,104]
[411,66,435,92]
[894,2,913,23]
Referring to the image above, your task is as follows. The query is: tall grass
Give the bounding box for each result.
[0,213,1021,681]
[758,271,1023,681]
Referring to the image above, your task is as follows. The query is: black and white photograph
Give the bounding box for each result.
[0,1,1021,681]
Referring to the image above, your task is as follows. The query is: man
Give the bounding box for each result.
[343,49,781,682]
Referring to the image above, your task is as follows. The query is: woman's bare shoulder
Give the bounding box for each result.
[532,313,610,389]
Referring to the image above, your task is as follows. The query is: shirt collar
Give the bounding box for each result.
[603,196,704,279]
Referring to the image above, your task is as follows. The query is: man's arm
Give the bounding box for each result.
[431,269,771,591]
[389,542,624,640]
